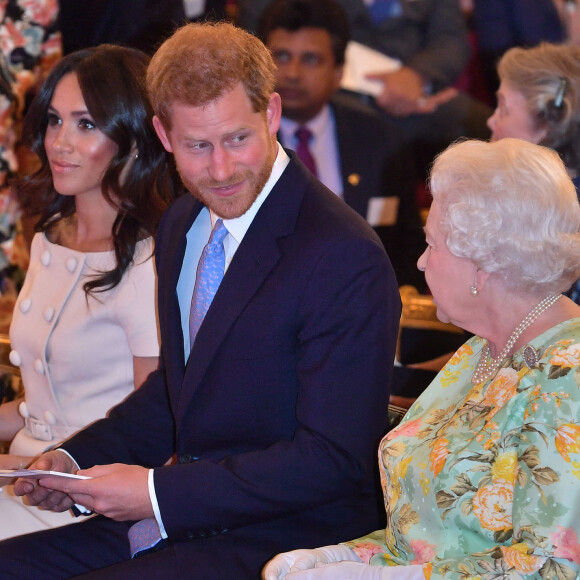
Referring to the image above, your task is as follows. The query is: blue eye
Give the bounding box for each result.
[190,142,210,151]
[231,134,247,145]
[302,53,322,67]
[272,50,290,65]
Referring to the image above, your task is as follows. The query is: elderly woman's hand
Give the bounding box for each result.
[0,454,32,486]
[283,561,425,579]
[262,545,361,579]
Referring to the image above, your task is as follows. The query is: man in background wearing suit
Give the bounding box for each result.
[240,0,492,179]
[0,22,400,579]
[258,0,426,290]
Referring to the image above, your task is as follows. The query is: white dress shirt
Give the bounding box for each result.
[279,105,343,197]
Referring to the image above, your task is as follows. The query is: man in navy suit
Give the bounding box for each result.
[0,22,400,579]
[259,0,426,290]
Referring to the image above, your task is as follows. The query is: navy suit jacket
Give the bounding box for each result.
[62,153,400,573]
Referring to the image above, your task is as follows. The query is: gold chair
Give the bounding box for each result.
[397,285,463,362]
[0,334,17,377]
[388,286,466,428]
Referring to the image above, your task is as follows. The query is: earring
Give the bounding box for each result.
[470,269,479,296]
[134,152,139,159]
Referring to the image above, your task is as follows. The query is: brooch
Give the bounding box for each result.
[522,345,539,369]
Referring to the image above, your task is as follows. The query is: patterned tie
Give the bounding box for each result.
[189,219,228,347]
[127,222,229,558]
[294,126,318,177]
[368,0,402,23]
[128,517,163,558]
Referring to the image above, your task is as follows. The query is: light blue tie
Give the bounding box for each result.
[128,222,229,558]
[189,219,228,347]
[128,517,162,558]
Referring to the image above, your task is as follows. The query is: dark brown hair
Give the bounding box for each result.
[19,44,180,294]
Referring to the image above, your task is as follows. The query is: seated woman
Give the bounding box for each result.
[0,44,178,538]
[488,42,580,194]
[487,42,580,303]
[263,138,580,579]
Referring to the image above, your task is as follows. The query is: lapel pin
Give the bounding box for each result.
[348,173,360,186]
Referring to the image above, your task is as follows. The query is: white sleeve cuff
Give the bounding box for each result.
[149,468,168,539]
[55,448,80,470]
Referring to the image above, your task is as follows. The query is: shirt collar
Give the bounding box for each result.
[279,105,332,144]
[209,143,290,245]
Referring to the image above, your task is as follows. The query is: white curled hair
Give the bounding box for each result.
[429,138,580,295]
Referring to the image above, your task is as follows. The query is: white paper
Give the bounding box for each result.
[366,196,399,226]
[182,0,205,18]
[0,469,91,480]
[341,41,402,97]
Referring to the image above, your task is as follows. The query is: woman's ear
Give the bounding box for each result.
[475,267,491,292]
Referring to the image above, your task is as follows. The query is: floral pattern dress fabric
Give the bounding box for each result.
[345,319,580,580]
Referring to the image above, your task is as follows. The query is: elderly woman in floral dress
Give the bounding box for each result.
[263,138,580,580]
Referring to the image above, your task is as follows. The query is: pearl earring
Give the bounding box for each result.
[470,269,479,296]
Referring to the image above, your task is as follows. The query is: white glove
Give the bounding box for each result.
[286,561,425,580]
[262,544,361,580]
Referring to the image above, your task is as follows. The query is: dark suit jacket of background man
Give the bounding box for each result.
[240,0,492,177]
[329,92,426,291]
[20,152,401,577]
[240,0,469,92]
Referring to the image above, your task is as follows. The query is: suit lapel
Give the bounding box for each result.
[158,197,203,407]
[174,155,310,423]
[332,99,362,214]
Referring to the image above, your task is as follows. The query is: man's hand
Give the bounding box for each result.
[365,66,457,116]
[12,450,77,511]
[552,0,580,45]
[36,463,153,521]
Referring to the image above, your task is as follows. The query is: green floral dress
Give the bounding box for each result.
[345,319,580,580]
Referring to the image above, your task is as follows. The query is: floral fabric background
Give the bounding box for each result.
[346,319,580,580]
[0,0,60,293]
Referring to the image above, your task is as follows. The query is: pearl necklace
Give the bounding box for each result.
[471,294,562,385]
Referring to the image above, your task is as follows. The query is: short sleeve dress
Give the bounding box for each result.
[0,233,160,539]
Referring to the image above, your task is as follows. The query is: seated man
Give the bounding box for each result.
[0,21,401,579]
[241,0,492,177]
[258,0,426,289]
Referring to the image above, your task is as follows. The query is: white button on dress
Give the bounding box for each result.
[41,250,51,267]
[66,257,78,273]
[43,411,57,425]
[18,401,29,418]
[9,350,22,367]
[43,307,55,322]
[34,359,45,375]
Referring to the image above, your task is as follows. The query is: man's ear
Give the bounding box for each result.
[266,92,282,136]
[152,115,173,153]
